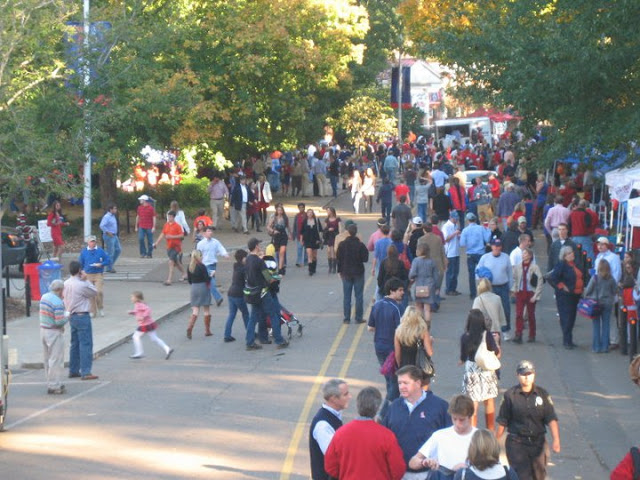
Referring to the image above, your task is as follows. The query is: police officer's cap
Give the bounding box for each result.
[516,360,535,375]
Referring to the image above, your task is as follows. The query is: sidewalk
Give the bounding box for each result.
[3,191,342,369]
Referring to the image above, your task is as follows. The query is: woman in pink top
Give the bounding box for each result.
[129,291,173,360]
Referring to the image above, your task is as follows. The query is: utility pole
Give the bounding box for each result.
[83,0,92,239]
[397,50,402,143]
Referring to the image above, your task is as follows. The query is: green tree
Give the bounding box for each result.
[399,0,640,165]
[330,95,397,147]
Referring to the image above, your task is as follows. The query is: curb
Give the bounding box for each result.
[19,303,191,369]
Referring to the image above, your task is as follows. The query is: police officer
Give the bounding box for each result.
[496,360,561,480]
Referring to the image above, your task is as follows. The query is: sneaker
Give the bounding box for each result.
[276,341,289,350]
[47,385,66,395]
[246,343,262,351]
[224,337,236,343]
[502,332,512,341]
[129,354,144,359]
[68,373,81,378]
[165,348,174,360]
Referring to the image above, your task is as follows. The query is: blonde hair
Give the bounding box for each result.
[395,306,428,346]
[477,277,492,295]
[189,250,202,273]
[468,429,501,471]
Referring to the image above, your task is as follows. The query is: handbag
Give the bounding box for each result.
[415,285,431,298]
[415,339,435,377]
[578,298,602,319]
[475,332,501,371]
[379,351,397,376]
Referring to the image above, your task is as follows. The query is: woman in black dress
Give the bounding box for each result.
[301,209,323,276]
[323,207,341,274]
[394,306,433,369]
[267,202,289,275]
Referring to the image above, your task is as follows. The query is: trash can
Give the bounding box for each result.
[23,262,41,301]
[38,260,63,298]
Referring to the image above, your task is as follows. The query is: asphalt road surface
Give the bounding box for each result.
[0,193,637,479]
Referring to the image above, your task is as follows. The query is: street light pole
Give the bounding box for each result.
[397,50,402,144]
[83,0,92,239]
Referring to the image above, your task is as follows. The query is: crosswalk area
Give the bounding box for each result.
[103,257,165,281]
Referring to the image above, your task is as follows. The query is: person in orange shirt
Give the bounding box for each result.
[193,208,213,232]
[153,211,186,286]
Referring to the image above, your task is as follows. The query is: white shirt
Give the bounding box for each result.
[197,237,228,265]
[241,184,248,203]
[441,220,460,258]
[431,169,449,188]
[595,249,622,282]
[172,209,190,235]
[311,404,343,454]
[418,425,477,470]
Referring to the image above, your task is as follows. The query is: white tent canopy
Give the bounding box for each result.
[605,163,640,202]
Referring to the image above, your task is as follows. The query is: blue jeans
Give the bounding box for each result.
[246,291,285,345]
[342,274,364,321]
[592,303,612,352]
[376,350,400,419]
[69,313,93,376]
[556,291,579,346]
[493,283,511,332]
[296,240,308,265]
[224,296,249,339]
[329,174,339,198]
[103,234,121,271]
[417,203,427,223]
[381,202,392,225]
[138,228,153,257]
[445,256,460,293]
[467,254,482,298]
[206,264,223,303]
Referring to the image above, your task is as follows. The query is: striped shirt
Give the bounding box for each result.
[39,292,67,328]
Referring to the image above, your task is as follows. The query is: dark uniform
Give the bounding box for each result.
[497,383,558,480]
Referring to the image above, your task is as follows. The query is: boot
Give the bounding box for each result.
[308,261,314,276]
[485,412,495,431]
[312,261,317,275]
[204,314,213,336]
[332,259,337,273]
[186,314,197,340]
[328,259,333,274]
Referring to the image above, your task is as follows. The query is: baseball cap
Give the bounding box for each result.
[465,212,477,222]
[377,218,387,227]
[490,238,503,247]
[449,211,459,220]
[597,236,610,245]
[344,219,356,228]
[138,194,150,201]
[516,360,535,375]
[412,216,423,225]
[86,235,97,242]
[247,238,262,251]
[517,216,527,224]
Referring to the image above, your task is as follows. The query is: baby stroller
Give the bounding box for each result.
[263,254,304,340]
[266,305,304,340]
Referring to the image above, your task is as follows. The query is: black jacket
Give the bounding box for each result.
[336,235,369,277]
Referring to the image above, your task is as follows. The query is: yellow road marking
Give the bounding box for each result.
[279,276,374,480]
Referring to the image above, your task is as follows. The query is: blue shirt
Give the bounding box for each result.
[374,237,393,265]
[477,252,513,287]
[79,247,111,274]
[368,297,402,354]
[99,211,118,235]
[460,223,490,255]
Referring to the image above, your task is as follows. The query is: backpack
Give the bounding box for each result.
[398,247,411,270]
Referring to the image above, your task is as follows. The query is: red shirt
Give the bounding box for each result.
[193,215,213,230]
[137,204,156,229]
[488,178,501,198]
[568,209,590,236]
[162,221,184,252]
[394,184,410,201]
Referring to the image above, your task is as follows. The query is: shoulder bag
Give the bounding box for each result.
[379,351,397,376]
[415,338,435,377]
[578,275,602,319]
[475,331,501,371]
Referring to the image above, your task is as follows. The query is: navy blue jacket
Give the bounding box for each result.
[382,391,451,470]
[230,182,254,211]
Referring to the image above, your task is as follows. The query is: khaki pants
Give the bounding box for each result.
[210,198,225,228]
[41,327,65,389]
[85,273,104,314]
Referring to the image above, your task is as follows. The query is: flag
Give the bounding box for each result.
[390,66,412,109]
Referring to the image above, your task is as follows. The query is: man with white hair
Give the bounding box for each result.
[39,279,68,394]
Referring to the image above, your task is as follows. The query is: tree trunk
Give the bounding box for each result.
[99,164,117,211]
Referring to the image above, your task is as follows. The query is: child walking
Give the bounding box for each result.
[129,291,174,359]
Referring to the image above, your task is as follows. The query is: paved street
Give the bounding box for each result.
[0,192,638,479]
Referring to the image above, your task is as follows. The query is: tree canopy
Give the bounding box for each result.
[399,0,640,165]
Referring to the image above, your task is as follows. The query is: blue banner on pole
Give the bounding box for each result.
[64,21,112,96]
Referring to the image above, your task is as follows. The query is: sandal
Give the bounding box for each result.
[163,281,172,286]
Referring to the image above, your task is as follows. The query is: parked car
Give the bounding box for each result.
[1,226,27,268]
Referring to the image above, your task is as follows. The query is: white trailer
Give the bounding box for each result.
[435,116,492,148]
